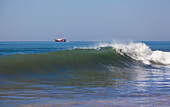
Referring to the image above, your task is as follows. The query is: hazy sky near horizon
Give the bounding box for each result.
[0,0,170,41]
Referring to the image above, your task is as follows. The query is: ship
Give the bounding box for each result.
[54,38,66,42]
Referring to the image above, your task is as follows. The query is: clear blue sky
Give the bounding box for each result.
[0,0,170,41]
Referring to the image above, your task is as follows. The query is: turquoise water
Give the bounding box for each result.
[0,41,170,106]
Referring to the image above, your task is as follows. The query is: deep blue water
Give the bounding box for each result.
[0,41,97,56]
[0,41,170,56]
[0,41,170,107]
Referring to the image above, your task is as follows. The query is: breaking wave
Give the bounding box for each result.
[95,42,170,65]
[0,42,169,80]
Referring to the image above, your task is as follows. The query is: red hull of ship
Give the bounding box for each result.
[54,39,66,42]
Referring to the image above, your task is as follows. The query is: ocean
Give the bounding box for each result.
[0,41,170,107]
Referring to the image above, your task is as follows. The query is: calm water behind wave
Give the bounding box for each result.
[0,41,97,55]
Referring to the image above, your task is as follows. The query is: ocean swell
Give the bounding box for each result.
[0,42,169,80]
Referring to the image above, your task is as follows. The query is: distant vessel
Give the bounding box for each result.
[54,38,66,42]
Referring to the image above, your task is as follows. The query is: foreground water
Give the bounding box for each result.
[0,41,170,107]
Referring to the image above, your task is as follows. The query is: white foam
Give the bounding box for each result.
[97,42,170,65]
[116,43,170,65]
[18,52,24,55]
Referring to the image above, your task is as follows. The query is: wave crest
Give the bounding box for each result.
[96,42,170,65]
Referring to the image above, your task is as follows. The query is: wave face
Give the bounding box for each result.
[0,47,136,79]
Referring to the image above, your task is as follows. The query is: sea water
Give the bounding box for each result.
[0,41,170,106]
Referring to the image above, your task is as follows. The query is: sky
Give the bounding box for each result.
[0,0,170,41]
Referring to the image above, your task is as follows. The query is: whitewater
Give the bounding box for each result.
[96,42,170,65]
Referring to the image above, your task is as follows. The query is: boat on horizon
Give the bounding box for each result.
[54,38,66,42]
